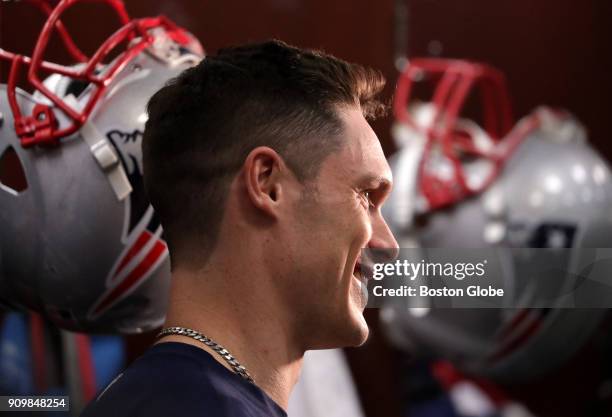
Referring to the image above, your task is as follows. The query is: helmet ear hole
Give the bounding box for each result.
[0,146,28,194]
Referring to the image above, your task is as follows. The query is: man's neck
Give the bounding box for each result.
[160,264,304,410]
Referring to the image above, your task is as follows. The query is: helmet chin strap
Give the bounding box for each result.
[80,118,132,201]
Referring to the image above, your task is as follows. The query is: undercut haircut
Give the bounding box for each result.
[143,39,386,268]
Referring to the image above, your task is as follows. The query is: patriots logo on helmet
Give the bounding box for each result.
[87,128,168,320]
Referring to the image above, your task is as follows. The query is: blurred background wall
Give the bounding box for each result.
[3,0,611,157]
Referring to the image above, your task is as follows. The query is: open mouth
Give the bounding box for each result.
[353,259,374,283]
[353,258,373,305]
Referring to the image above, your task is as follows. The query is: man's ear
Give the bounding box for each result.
[243,146,286,218]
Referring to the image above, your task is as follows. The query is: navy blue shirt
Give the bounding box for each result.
[81,342,286,417]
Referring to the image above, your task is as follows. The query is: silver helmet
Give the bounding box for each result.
[0,0,204,333]
[382,58,612,382]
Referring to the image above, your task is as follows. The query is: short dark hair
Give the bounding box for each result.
[143,39,386,268]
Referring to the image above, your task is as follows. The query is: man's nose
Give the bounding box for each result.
[368,217,400,262]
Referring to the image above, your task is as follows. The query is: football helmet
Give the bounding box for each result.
[382,58,612,381]
[0,0,204,333]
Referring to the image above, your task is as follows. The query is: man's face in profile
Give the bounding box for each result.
[283,105,398,349]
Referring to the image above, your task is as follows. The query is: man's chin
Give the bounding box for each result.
[310,309,369,349]
[345,306,370,346]
[343,281,370,346]
[350,325,370,347]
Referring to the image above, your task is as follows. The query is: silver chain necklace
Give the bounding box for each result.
[157,326,255,383]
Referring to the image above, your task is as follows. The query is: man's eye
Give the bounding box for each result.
[361,191,374,208]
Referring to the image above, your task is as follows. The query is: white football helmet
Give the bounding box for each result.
[0,0,204,333]
[382,58,612,382]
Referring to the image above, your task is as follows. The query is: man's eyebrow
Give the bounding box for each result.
[360,174,392,190]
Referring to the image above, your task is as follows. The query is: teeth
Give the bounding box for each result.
[358,276,369,304]
[353,267,369,305]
